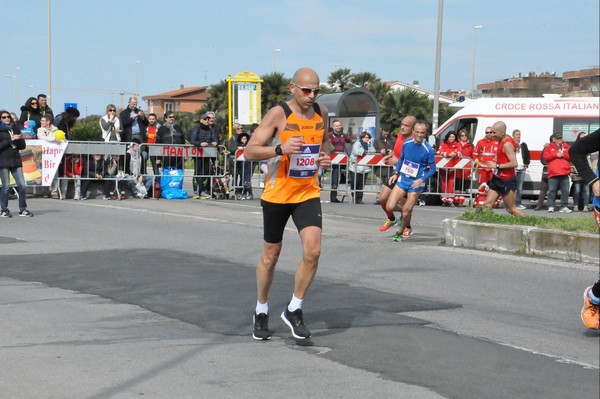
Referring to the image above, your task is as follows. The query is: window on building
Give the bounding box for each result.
[165,102,174,113]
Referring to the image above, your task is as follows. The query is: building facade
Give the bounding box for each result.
[142,85,209,116]
[477,67,599,98]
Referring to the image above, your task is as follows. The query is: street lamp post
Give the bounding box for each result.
[471,25,483,99]
[15,67,21,107]
[48,0,52,107]
[135,60,142,97]
[432,0,444,131]
[6,75,15,110]
[273,49,281,72]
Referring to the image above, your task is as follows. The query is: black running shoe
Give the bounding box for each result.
[281,307,311,339]
[252,313,272,340]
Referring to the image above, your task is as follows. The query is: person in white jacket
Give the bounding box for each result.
[348,131,376,204]
[99,104,121,142]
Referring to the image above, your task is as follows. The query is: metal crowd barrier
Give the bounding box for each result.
[144,143,229,199]
[427,156,476,206]
[229,150,477,206]
[230,149,261,200]
[58,141,128,199]
[56,141,230,200]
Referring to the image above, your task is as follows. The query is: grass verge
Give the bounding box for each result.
[459,210,599,234]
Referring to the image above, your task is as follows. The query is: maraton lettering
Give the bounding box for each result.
[162,146,205,157]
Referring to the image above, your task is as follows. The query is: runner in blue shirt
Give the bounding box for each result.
[386,121,437,242]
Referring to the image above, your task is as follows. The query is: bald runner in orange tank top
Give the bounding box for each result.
[262,102,325,204]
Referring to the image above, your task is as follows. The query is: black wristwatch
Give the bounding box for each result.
[275,144,283,156]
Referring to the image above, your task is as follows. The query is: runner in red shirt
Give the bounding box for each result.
[482,121,525,216]
[377,116,416,231]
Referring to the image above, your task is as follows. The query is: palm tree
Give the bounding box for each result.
[204,80,228,116]
[352,72,380,89]
[327,68,354,92]
[260,72,290,112]
[380,89,431,129]
[368,81,391,104]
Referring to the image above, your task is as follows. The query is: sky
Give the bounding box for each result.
[2,0,599,117]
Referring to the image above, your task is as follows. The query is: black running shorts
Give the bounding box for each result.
[261,197,322,243]
[488,175,517,197]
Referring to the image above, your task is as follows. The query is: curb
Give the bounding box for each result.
[442,217,600,264]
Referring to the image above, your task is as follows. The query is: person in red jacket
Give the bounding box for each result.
[437,131,461,205]
[482,120,525,216]
[542,132,572,213]
[455,128,474,206]
[474,126,499,207]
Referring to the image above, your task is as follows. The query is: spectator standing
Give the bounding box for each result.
[190,113,217,198]
[37,115,57,141]
[37,94,54,120]
[455,128,474,205]
[0,111,33,217]
[534,136,553,211]
[53,106,80,140]
[348,131,376,204]
[51,107,80,199]
[235,132,253,199]
[206,111,218,139]
[100,104,121,142]
[227,123,243,173]
[145,113,160,174]
[120,97,148,173]
[512,129,530,210]
[474,126,499,207]
[482,121,525,216]
[328,119,348,203]
[119,96,148,143]
[373,125,396,193]
[206,111,220,186]
[156,111,185,170]
[543,132,572,213]
[570,132,591,212]
[18,97,42,130]
[377,116,416,231]
[37,115,59,198]
[437,131,461,205]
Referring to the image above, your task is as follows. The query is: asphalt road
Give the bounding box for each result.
[1,192,598,399]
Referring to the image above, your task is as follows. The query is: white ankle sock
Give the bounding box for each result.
[288,294,303,312]
[256,301,268,315]
[588,289,600,305]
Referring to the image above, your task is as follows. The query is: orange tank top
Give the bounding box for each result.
[261,102,325,204]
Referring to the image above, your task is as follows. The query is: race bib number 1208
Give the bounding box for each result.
[288,144,320,178]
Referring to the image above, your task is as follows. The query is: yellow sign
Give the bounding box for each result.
[227,72,263,138]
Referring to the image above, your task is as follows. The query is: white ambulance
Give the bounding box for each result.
[432,95,600,196]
